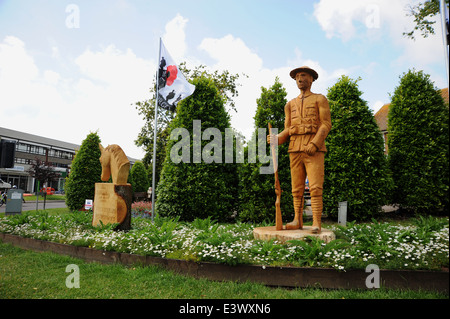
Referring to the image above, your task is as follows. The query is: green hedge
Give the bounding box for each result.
[388,70,449,213]
[238,77,293,223]
[324,76,393,220]
[65,132,102,211]
[129,161,149,193]
[156,77,239,222]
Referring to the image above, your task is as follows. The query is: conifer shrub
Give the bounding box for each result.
[238,77,293,223]
[65,132,103,211]
[156,77,239,222]
[388,70,449,213]
[324,76,393,220]
[129,161,149,193]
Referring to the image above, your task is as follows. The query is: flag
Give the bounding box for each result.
[157,40,195,111]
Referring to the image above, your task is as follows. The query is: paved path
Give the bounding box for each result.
[0,200,67,214]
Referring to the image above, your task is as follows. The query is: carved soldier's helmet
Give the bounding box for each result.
[289,66,319,81]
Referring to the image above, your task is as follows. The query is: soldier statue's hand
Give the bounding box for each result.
[267,134,277,145]
[306,142,318,156]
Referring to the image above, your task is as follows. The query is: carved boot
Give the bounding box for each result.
[286,196,303,230]
[310,196,322,234]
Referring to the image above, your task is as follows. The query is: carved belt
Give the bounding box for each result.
[289,124,318,135]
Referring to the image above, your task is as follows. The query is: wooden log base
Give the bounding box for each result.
[92,183,131,231]
[253,226,336,243]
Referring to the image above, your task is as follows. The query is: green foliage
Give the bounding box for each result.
[95,220,120,232]
[250,239,289,264]
[129,161,149,193]
[413,215,450,238]
[195,228,238,247]
[145,216,180,246]
[134,64,243,188]
[3,211,33,227]
[324,76,393,220]
[191,216,217,231]
[388,69,449,213]
[403,0,449,40]
[238,77,293,222]
[134,97,173,188]
[286,237,349,267]
[26,157,60,187]
[2,241,447,298]
[65,132,103,211]
[1,210,448,271]
[156,76,239,222]
[178,62,245,113]
[65,210,94,227]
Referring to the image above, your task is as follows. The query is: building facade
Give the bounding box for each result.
[0,127,79,193]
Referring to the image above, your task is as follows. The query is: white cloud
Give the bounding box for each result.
[313,0,446,66]
[0,36,38,86]
[70,45,155,158]
[44,70,60,85]
[162,14,189,62]
[51,46,60,59]
[394,30,446,66]
[0,35,154,159]
[75,45,152,87]
[198,34,281,139]
[0,36,54,115]
[313,0,370,41]
[313,0,408,41]
[198,34,347,141]
[199,34,263,74]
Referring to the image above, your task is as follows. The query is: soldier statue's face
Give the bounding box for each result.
[295,72,313,91]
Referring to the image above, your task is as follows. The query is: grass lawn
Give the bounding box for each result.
[23,194,65,202]
[0,242,447,300]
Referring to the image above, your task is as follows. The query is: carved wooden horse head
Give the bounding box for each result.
[99,144,130,185]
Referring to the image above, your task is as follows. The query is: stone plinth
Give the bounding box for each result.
[253,226,336,243]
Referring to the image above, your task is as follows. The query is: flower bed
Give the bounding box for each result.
[0,211,448,271]
[131,201,152,219]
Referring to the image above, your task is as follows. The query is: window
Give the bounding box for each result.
[16,143,28,152]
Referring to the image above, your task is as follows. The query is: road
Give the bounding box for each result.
[0,200,67,214]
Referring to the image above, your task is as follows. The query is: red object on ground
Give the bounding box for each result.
[40,187,55,195]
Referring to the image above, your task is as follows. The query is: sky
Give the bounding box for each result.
[0,0,448,160]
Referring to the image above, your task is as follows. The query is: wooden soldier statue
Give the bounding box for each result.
[268,66,332,233]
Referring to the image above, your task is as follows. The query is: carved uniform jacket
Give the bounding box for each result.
[278,93,332,153]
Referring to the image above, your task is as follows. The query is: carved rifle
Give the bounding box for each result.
[268,122,283,230]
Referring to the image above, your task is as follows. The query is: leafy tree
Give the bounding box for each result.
[134,64,244,189]
[156,76,239,222]
[388,69,449,213]
[134,95,174,189]
[403,0,449,40]
[324,76,393,220]
[129,161,149,193]
[238,77,293,222]
[65,132,103,211]
[27,157,60,190]
[179,62,245,113]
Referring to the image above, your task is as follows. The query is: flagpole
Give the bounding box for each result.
[440,0,449,88]
[151,37,161,222]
